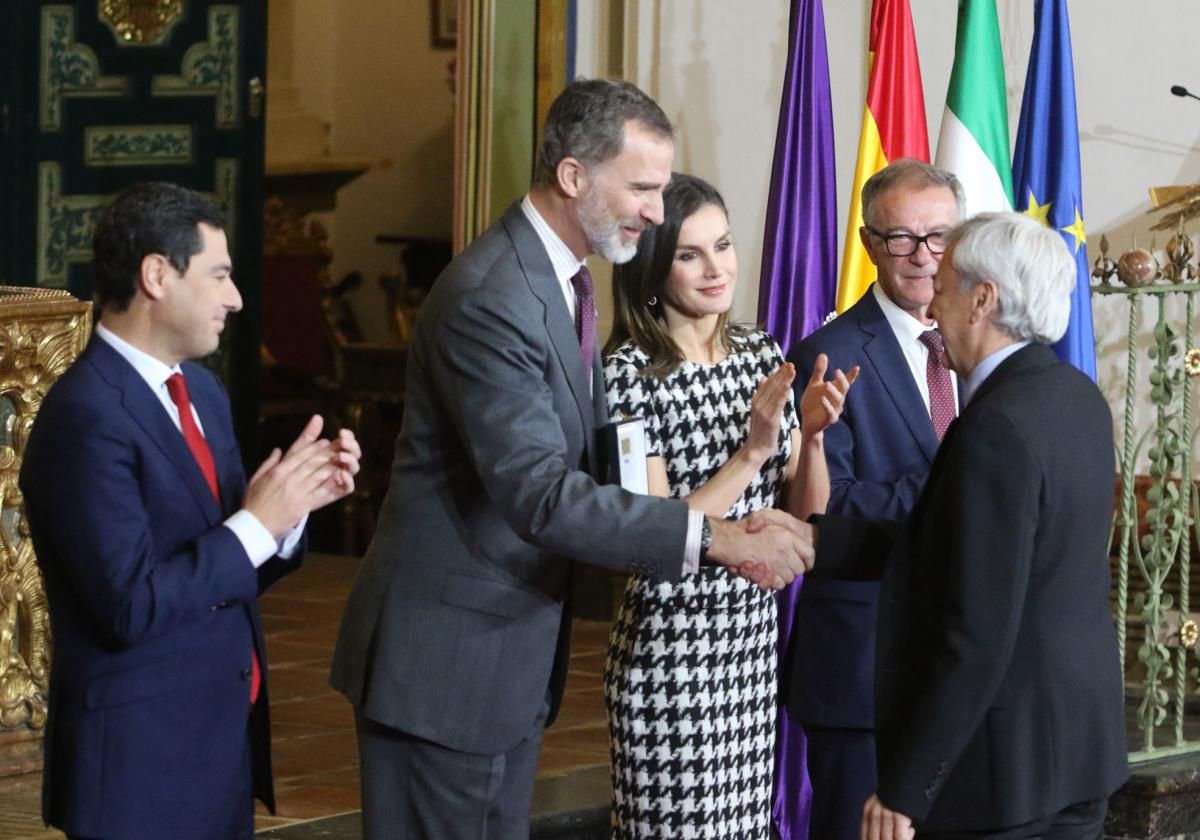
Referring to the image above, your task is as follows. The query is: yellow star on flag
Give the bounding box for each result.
[1022,190,1052,226]
[1061,206,1087,254]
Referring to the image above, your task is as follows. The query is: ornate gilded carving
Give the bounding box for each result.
[0,289,93,734]
[99,0,186,46]
[153,6,240,129]
[39,6,129,132]
[85,125,194,167]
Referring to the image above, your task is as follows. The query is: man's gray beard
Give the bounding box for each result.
[592,230,638,264]
[578,190,639,264]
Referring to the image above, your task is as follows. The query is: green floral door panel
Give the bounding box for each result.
[0,0,266,443]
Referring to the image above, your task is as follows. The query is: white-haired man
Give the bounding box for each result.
[806,212,1128,839]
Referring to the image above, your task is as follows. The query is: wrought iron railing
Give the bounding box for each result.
[1093,233,1200,761]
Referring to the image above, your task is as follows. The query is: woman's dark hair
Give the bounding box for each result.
[92,181,226,312]
[605,172,740,378]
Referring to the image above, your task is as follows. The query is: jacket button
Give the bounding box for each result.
[240,668,252,680]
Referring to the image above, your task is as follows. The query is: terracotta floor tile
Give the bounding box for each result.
[535,747,611,779]
[272,784,362,819]
[0,553,621,836]
[271,731,360,781]
[271,695,356,731]
[268,666,342,703]
[267,638,334,664]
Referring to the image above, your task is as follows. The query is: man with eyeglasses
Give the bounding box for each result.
[783,158,964,840]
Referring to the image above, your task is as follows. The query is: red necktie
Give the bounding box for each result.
[571,266,595,367]
[165,373,261,704]
[918,330,956,441]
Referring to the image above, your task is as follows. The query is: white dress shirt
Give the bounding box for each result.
[94,323,304,568]
[518,196,704,574]
[872,283,961,413]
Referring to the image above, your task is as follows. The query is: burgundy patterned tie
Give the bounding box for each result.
[570,265,595,366]
[918,329,956,441]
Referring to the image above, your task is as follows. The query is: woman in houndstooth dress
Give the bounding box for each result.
[602,174,856,839]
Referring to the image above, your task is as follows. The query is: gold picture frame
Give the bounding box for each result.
[432,0,457,49]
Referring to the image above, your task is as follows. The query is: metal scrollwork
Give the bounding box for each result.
[1100,226,1200,759]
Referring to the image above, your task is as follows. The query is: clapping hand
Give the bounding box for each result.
[243,415,361,537]
[746,363,796,460]
[799,353,858,439]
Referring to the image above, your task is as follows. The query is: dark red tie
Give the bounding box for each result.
[570,266,595,367]
[165,373,261,704]
[918,330,956,441]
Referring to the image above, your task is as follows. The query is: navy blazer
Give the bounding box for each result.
[785,286,941,728]
[20,337,300,839]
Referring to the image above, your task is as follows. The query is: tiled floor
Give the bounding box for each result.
[0,553,616,838]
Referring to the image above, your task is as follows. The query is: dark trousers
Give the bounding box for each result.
[919,797,1107,840]
[804,724,877,840]
[355,711,546,840]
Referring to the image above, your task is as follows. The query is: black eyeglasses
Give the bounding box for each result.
[865,226,949,257]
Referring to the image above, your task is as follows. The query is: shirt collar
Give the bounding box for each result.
[95,322,181,391]
[872,282,934,347]
[965,340,1029,404]
[520,194,585,285]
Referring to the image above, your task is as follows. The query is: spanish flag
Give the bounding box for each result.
[836,0,929,312]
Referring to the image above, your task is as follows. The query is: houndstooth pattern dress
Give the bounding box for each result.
[602,330,797,839]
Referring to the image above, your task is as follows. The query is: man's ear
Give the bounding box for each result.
[971,280,998,322]
[139,254,171,302]
[859,226,879,266]
[557,156,587,199]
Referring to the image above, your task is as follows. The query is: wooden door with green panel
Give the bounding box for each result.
[0,0,267,445]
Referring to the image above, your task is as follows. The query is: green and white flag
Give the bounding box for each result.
[935,0,1014,216]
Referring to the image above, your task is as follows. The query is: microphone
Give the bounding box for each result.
[1171,84,1200,102]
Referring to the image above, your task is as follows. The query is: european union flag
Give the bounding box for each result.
[1012,0,1096,380]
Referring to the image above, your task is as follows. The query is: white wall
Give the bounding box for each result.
[578,0,1200,463]
[288,0,457,342]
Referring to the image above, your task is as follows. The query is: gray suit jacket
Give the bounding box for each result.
[330,202,690,754]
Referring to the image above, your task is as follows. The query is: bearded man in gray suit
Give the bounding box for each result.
[330,78,814,840]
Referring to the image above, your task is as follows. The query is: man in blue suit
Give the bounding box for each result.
[20,182,361,840]
[784,159,963,840]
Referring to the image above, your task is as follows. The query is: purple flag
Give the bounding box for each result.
[757,0,838,355]
[761,3,835,837]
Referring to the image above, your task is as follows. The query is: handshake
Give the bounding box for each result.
[707,511,816,590]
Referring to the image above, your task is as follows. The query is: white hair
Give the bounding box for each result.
[947,212,1076,344]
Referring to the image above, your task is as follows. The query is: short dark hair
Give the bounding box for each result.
[92,182,226,311]
[531,78,672,188]
[605,172,741,378]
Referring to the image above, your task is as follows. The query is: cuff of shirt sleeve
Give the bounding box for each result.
[682,508,704,575]
[225,510,280,569]
[278,515,306,559]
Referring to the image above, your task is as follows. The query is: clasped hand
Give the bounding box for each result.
[708,510,815,591]
[243,414,362,538]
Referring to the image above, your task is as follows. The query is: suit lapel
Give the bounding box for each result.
[87,339,224,526]
[853,291,941,462]
[502,203,597,461]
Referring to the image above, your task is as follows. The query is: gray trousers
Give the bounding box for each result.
[355,711,546,840]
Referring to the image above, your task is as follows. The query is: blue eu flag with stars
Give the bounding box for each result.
[1012,0,1096,380]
